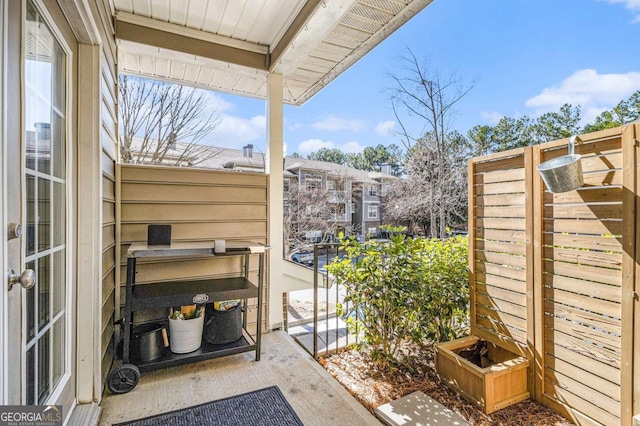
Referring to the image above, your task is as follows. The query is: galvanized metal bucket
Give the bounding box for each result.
[537,135,583,193]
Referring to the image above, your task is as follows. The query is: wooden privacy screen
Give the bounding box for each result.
[469,125,640,426]
[116,164,270,335]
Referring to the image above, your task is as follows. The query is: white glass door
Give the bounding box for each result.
[21,0,73,407]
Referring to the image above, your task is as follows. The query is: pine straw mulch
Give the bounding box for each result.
[319,347,573,426]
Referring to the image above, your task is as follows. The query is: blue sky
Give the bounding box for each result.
[203,0,640,156]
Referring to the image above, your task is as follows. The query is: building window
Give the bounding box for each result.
[369,227,378,237]
[367,205,378,219]
[368,185,378,196]
[350,202,356,214]
[283,179,290,193]
[305,173,322,191]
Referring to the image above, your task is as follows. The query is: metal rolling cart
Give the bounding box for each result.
[107,240,266,394]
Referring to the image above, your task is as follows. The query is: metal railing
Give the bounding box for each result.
[310,243,360,359]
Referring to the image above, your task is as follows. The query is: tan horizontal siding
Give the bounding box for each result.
[118,164,269,336]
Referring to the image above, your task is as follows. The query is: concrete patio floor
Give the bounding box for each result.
[99,331,379,425]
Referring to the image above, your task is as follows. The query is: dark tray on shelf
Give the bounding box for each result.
[135,334,257,372]
[131,277,258,310]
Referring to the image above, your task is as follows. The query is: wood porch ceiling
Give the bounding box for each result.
[113,0,433,105]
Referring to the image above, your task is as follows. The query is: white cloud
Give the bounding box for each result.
[525,69,640,123]
[480,111,503,125]
[340,141,365,153]
[206,114,266,149]
[297,139,365,154]
[601,0,640,22]
[298,139,334,153]
[375,120,396,135]
[288,123,303,131]
[312,116,366,132]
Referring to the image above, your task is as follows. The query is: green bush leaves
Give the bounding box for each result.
[326,227,469,371]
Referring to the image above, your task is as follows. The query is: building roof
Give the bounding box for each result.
[113,0,433,105]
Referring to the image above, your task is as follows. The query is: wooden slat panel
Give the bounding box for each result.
[475,180,525,195]
[546,315,620,354]
[542,148,622,171]
[475,193,526,206]
[546,301,621,336]
[544,274,621,303]
[544,288,620,318]
[476,282,527,306]
[543,218,622,236]
[545,326,620,367]
[544,186,622,204]
[544,260,621,286]
[477,304,527,330]
[476,272,526,293]
[474,168,525,184]
[122,203,267,222]
[475,251,526,269]
[544,355,620,402]
[582,169,622,186]
[475,262,527,282]
[544,232,621,252]
[542,132,620,152]
[477,293,526,320]
[476,240,527,256]
[543,246,622,269]
[476,206,526,218]
[473,154,524,173]
[476,315,527,344]
[544,203,622,220]
[476,218,526,231]
[543,385,618,426]
[545,370,621,420]
[545,342,620,386]
[475,228,526,242]
[122,183,267,203]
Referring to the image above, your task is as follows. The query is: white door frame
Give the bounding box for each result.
[21,0,76,409]
[0,0,7,404]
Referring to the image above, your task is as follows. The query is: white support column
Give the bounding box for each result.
[266,73,285,329]
[76,44,102,403]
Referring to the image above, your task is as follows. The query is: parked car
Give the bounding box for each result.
[290,252,314,265]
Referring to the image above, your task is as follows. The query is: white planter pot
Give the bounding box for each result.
[168,315,204,354]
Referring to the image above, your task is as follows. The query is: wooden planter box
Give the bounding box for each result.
[435,335,529,414]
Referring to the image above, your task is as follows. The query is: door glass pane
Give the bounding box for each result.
[51,112,64,178]
[24,0,67,405]
[37,178,50,252]
[52,250,64,317]
[26,175,36,256]
[38,255,50,330]
[26,260,36,341]
[53,181,64,246]
[52,319,64,389]
[26,346,35,405]
[37,331,50,403]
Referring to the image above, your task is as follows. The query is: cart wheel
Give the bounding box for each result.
[107,364,140,394]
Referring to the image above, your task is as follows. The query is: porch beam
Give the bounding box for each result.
[268,0,323,71]
[266,73,285,329]
[270,0,358,76]
[115,15,268,71]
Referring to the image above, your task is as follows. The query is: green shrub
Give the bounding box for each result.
[326,227,468,371]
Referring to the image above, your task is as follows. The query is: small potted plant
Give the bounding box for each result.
[168,305,205,354]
